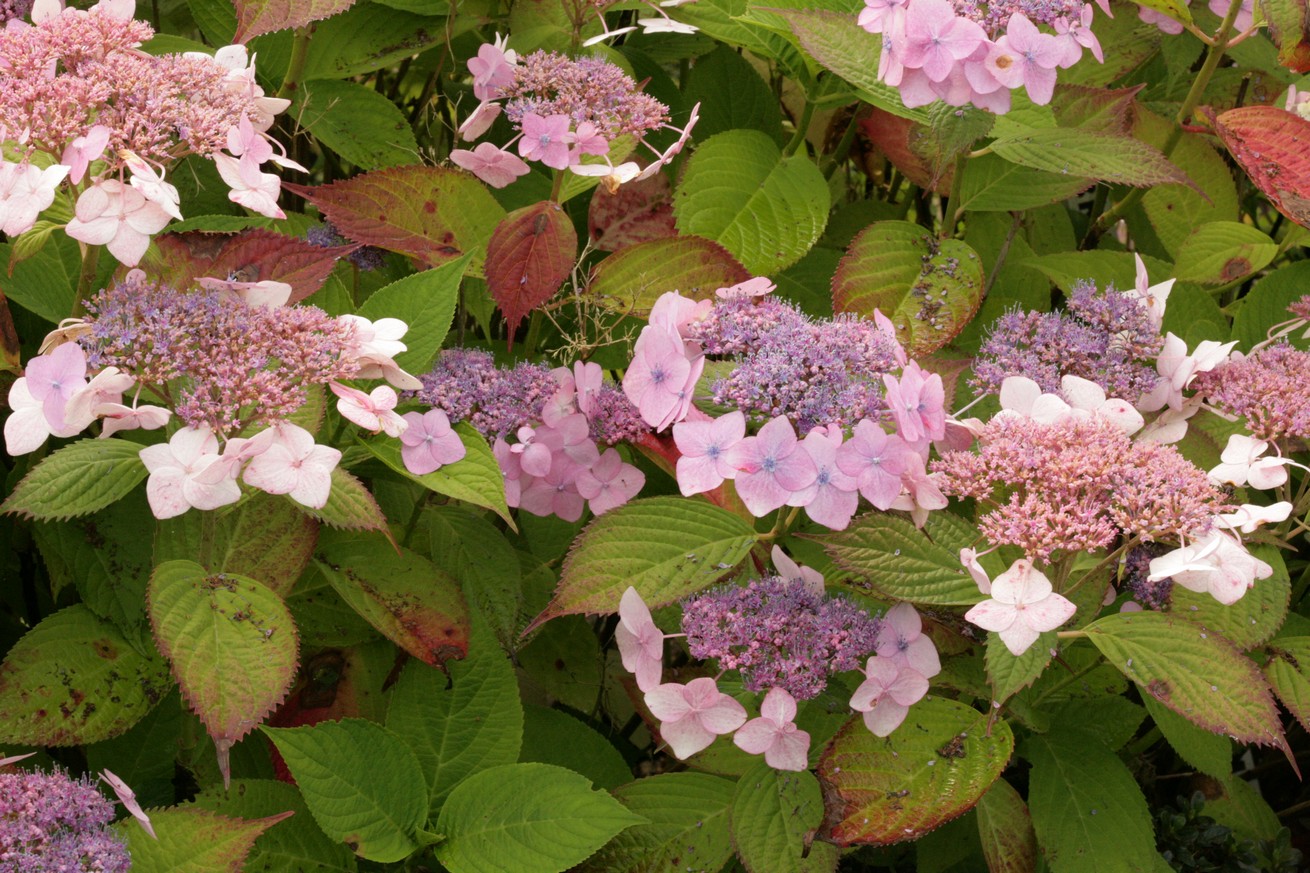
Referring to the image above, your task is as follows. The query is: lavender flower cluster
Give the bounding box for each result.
[971,281,1162,402]
[82,274,360,435]
[498,51,670,140]
[681,576,882,700]
[683,297,903,432]
[417,348,644,444]
[0,768,130,872]
[305,221,386,273]
[1195,343,1310,441]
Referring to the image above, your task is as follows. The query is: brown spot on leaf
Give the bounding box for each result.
[1221,257,1252,281]
[423,200,436,214]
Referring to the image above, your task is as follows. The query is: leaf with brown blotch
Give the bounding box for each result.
[486,201,577,338]
[1206,104,1310,227]
[588,173,677,252]
[233,0,357,42]
[149,229,351,304]
[284,167,505,273]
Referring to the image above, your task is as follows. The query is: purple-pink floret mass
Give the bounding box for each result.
[680,576,882,700]
[0,768,131,872]
[972,281,1162,401]
[1194,343,1310,441]
[416,349,558,438]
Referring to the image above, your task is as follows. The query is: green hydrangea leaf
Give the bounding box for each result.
[2,438,147,521]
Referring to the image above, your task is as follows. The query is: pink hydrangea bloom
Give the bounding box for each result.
[733,687,811,771]
[771,545,825,597]
[964,559,1075,655]
[884,360,947,444]
[0,160,69,236]
[645,677,748,759]
[576,448,644,515]
[213,153,286,219]
[65,179,171,266]
[615,587,665,692]
[467,35,518,101]
[835,419,915,510]
[1148,532,1272,606]
[849,657,930,737]
[138,426,241,519]
[788,426,859,530]
[451,142,531,189]
[623,325,702,431]
[517,452,590,522]
[331,383,407,437]
[22,341,87,432]
[400,409,466,476]
[242,423,341,508]
[874,602,941,679]
[518,113,575,169]
[726,415,818,517]
[901,0,986,82]
[987,15,1063,104]
[1208,435,1288,491]
[673,410,745,496]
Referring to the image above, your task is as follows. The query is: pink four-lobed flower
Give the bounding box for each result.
[615,587,666,692]
[964,559,1076,655]
[849,657,931,737]
[726,415,818,517]
[733,687,811,771]
[645,677,748,759]
[400,409,466,476]
[673,410,746,496]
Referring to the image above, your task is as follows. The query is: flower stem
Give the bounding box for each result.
[784,100,815,157]
[1084,0,1243,245]
[276,25,315,102]
[70,243,102,318]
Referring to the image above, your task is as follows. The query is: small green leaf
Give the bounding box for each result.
[1263,636,1310,733]
[1142,695,1232,779]
[519,706,631,793]
[148,561,299,756]
[193,779,360,872]
[975,779,1038,873]
[1173,222,1278,285]
[298,4,450,81]
[385,618,523,816]
[832,221,984,356]
[118,808,294,873]
[673,130,829,274]
[817,699,1014,846]
[1231,261,1310,351]
[1022,726,1157,873]
[0,232,80,323]
[299,469,389,532]
[427,505,524,650]
[1129,0,1194,28]
[358,424,511,524]
[155,491,319,597]
[731,762,838,873]
[956,153,1094,212]
[588,236,750,315]
[292,79,419,170]
[436,763,647,873]
[0,605,170,745]
[769,8,931,122]
[577,772,736,873]
[2,438,147,521]
[315,530,470,667]
[989,127,1198,189]
[263,718,427,863]
[811,511,985,606]
[356,257,467,374]
[526,497,757,630]
[1083,611,1286,748]
[987,631,1056,703]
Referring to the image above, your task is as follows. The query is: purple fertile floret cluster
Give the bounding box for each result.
[0,769,130,873]
[1122,543,1173,610]
[1194,343,1310,441]
[81,274,359,435]
[498,51,669,140]
[972,281,1162,401]
[416,349,558,438]
[681,576,882,700]
[304,221,386,272]
[685,298,903,432]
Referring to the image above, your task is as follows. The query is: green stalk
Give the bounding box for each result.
[1085,0,1243,243]
[784,100,815,157]
[69,243,102,318]
[276,25,315,102]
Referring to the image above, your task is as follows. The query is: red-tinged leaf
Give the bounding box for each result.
[150,229,352,304]
[266,643,397,781]
[233,0,357,41]
[1207,105,1310,226]
[588,236,750,315]
[861,110,951,195]
[988,127,1201,191]
[832,221,984,356]
[816,699,1013,846]
[975,779,1038,873]
[485,201,577,336]
[1260,0,1310,72]
[588,172,677,252]
[314,531,470,669]
[285,167,505,272]
[117,808,293,871]
[1050,83,1144,134]
[148,561,299,783]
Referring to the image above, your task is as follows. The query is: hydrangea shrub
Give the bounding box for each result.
[1,0,1309,870]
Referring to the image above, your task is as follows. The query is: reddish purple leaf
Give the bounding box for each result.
[233,0,357,42]
[485,200,577,337]
[1207,105,1310,227]
[1262,0,1310,72]
[285,167,504,270]
[860,109,952,195]
[149,230,351,304]
[587,173,677,252]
